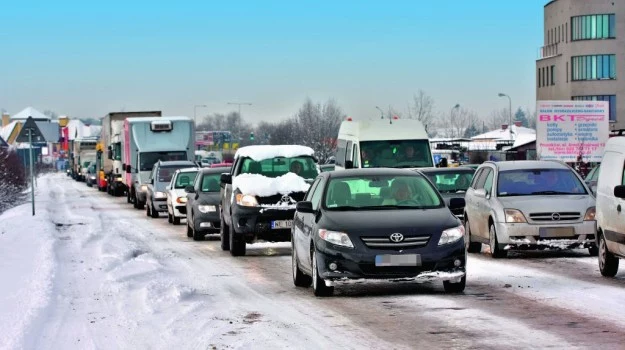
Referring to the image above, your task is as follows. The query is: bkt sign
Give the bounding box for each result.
[540,115,604,122]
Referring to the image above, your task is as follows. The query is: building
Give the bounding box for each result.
[537,0,624,130]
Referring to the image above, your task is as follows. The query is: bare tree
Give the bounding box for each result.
[439,107,477,138]
[407,90,435,129]
[487,108,510,130]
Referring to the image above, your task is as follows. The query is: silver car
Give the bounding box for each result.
[464,160,597,258]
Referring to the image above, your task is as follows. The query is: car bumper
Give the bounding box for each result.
[153,198,168,211]
[173,205,187,217]
[495,220,597,250]
[231,206,295,243]
[194,211,221,233]
[315,239,466,281]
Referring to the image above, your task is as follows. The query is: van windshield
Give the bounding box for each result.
[359,140,433,168]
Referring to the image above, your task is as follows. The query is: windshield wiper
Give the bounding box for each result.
[530,191,574,195]
[329,206,365,211]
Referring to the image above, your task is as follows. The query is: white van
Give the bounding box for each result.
[334,118,433,170]
[595,136,625,277]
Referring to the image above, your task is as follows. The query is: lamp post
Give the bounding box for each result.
[450,104,460,138]
[375,106,384,119]
[498,93,513,140]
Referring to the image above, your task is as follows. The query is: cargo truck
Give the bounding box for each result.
[71,137,98,181]
[100,111,162,195]
[122,116,195,209]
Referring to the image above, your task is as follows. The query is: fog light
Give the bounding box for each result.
[238,218,247,227]
[454,259,462,267]
[328,262,338,271]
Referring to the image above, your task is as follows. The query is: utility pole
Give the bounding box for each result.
[498,93,513,140]
[227,102,252,143]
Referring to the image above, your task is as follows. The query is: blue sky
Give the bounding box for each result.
[0,0,546,124]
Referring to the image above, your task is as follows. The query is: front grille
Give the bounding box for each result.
[529,212,581,222]
[361,235,430,250]
[257,192,306,205]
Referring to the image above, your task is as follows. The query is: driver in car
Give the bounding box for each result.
[398,145,422,164]
[391,179,417,205]
[290,160,303,175]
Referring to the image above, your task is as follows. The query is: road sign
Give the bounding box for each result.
[16,116,46,143]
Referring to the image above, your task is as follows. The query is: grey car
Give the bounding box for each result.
[145,160,197,218]
[464,160,597,258]
[185,167,229,241]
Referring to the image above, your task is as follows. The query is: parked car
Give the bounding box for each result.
[220,145,319,256]
[185,167,230,241]
[585,165,600,195]
[418,167,476,221]
[595,137,625,277]
[145,160,197,218]
[165,167,200,225]
[292,168,467,296]
[464,160,597,258]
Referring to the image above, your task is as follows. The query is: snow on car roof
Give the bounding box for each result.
[233,172,311,197]
[234,145,315,161]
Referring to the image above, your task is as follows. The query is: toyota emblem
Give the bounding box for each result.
[552,213,561,221]
[390,233,404,243]
[281,194,292,203]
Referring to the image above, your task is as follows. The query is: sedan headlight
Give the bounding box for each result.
[584,207,596,221]
[198,205,217,213]
[438,225,465,246]
[318,229,354,248]
[154,191,166,199]
[504,209,527,223]
[115,176,123,182]
[176,197,187,204]
[140,184,148,192]
[90,175,96,180]
[236,194,258,207]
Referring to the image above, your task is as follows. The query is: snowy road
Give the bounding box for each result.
[2,173,625,349]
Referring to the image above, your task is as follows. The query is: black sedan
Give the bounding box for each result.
[417,167,475,221]
[185,167,230,241]
[292,168,467,296]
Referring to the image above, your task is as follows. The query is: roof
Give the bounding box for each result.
[235,145,315,161]
[11,107,50,121]
[200,167,231,174]
[125,116,191,123]
[490,160,569,171]
[417,167,476,174]
[158,160,197,168]
[35,121,60,142]
[511,133,537,149]
[174,167,200,173]
[326,167,421,179]
[338,118,428,141]
[0,121,18,142]
[471,125,535,141]
[66,120,100,140]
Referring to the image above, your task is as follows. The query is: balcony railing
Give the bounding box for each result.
[538,43,559,59]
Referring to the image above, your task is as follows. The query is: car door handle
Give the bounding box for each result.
[618,204,622,213]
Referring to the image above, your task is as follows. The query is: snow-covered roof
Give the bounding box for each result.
[0,121,18,142]
[233,172,311,197]
[10,107,50,121]
[66,120,100,140]
[471,125,535,141]
[235,145,315,161]
[511,133,537,149]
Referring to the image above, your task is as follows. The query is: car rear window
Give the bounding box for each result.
[201,173,222,192]
[174,171,198,189]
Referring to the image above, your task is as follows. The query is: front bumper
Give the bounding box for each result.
[315,239,466,281]
[231,205,295,243]
[153,198,168,212]
[173,204,187,217]
[194,211,221,233]
[495,220,597,250]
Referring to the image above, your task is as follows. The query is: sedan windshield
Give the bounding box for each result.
[498,169,587,196]
[424,170,475,193]
[324,175,443,210]
[240,156,318,179]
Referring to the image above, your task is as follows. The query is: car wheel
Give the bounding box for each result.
[465,218,482,253]
[220,213,230,251]
[173,216,181,225]
[588,246,599,257]
[150,203,159,218]
[192,213,204,241]
[168,212,173,223]
[443,275,466,293]
[292,243,312,287]
[312,250,333,297]
[229,223,246,256]
[489,223,507,259]
[186,219,193,238]
[127,191,132,204]
[137,197,145,210]
[598,233,619,277]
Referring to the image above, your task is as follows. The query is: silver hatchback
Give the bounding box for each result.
[464,160,597,258]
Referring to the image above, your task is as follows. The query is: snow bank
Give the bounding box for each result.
[0,181,55,349]
[235,145,315,161]
[233,172,310,197]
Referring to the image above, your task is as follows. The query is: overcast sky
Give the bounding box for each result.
[0,0,545,124]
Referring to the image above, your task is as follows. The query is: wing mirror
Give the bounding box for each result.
[474,188,487,199]
[344,160,354,169]
[448,198,466,210]
[185,186,195,193]
[125,165,132,174]
[221,173,232,184]
[296,201,314,213]
[614,185,625,199]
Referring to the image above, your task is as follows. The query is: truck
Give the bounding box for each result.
[100,111,162,195]
[122,116,195,209]
[71,137,98,181]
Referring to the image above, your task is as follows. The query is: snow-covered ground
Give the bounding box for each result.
[2,173,625,349]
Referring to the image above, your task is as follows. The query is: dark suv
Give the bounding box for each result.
[220,145,319,256]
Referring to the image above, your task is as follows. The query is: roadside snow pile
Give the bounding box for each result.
[233,172,310,197]
[0,184,55,350]
[235,145,314,161]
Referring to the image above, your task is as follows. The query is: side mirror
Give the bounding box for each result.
[296,201,314,213]
[344,160,354,169]
[221,173,232,184]
[185,186,195,194]
[448,198,466,210]
[125,165,131,174]
[474,188,487,199]
[614,185,625,199]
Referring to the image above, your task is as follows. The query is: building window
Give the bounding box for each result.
[551,65,555,85]
[572,54,616,80]
[538,68,541,88]
[572,14,615,40]
[573,95,616,121]
[566,61,569,82]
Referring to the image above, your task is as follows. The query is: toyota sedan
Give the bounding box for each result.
[291,168,467,296]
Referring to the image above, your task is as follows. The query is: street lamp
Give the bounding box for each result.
[375,106,384,119]
[194,105,208,126]
[450,104,460,138]
[498,93,513,140]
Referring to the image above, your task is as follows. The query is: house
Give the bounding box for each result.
[470,122,536,151]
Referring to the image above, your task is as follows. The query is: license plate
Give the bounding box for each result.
[271,220,293,229]
[375,254,421,267]
[539,227,575,238]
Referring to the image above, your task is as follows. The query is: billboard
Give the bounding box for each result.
[536,100,609,162]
